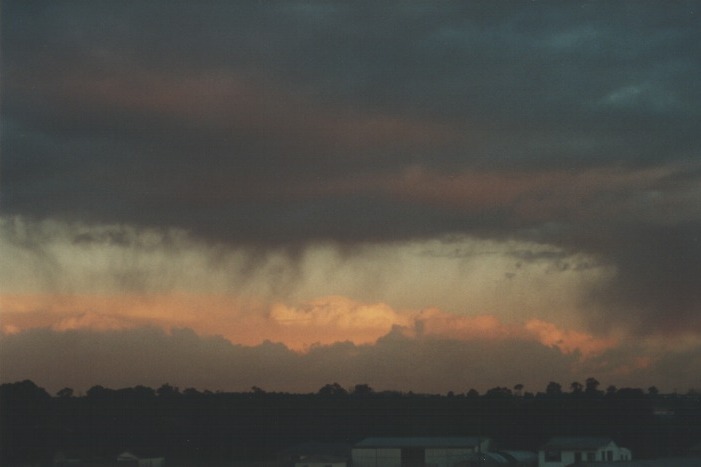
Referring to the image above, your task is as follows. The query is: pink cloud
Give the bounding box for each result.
[525,318,618,358]
[415,307,519,340]
[1,292,619,361]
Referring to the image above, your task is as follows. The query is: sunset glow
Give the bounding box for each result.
[2,1,701,395]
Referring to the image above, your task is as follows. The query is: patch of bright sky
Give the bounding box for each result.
[1,217,614,330]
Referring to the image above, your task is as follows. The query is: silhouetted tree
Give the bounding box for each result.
[466,388,479,398]
[157,383,180,398]
[514,383,524,397]
[351,384,374,396]
[648,386,659,396]
[133,385,156,399]
[317,382,347,396]
[570,381,583,394]
[86,385,111,399]
[546,381,562,396]
[585,377,601,396]
[485,386,512,398]
[56,387,74,398]
[606,385,618,397]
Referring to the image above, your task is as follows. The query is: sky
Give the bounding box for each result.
[1,0,701,395]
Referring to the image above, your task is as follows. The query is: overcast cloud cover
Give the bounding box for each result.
[2,0,701,394]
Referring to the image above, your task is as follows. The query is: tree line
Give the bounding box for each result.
[1,379,700,465]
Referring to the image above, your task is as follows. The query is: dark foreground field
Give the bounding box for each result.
[2,380,700,465]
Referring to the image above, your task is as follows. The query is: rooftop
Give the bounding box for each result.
[541,437,616,450]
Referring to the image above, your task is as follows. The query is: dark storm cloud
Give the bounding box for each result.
[585,221,701,335]
[2,1,701,334]
[4,324,700,395]
[0,325,579,395]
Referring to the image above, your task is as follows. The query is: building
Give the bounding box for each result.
[352,436,492,467]
[538,437,631,467]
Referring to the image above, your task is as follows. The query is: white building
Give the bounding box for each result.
[538,437,631,467]
[352,436,492,467]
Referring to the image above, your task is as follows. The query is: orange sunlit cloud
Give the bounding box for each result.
[1,292,619,360]
[415,308,616,359]
[0,293,410,350]
[525,318,619,358]
[0,293,269,346]
[269,295,414,350]
[415,307,519,340]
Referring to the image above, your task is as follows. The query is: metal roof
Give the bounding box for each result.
[354,437,487,448]
[497,450,538,463]
[541,436,615,450]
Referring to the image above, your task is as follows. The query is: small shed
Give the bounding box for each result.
[538,437,630,467]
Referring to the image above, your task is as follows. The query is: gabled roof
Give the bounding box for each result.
[497,450,538,463]
[355,436,488,448]
[541,436,615,450]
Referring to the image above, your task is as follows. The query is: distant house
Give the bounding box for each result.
[538,437,631,467]
[352,436,492,467]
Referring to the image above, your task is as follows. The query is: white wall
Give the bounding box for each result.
[425,448,475,467]
[353,446,482,467]
[539,449,578,467]
[538,441,631,467]
[351,448,401,467]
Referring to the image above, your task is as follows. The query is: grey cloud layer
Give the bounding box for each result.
[2,1,701,334]
[0,325,583,395]
[3,325,699,395]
